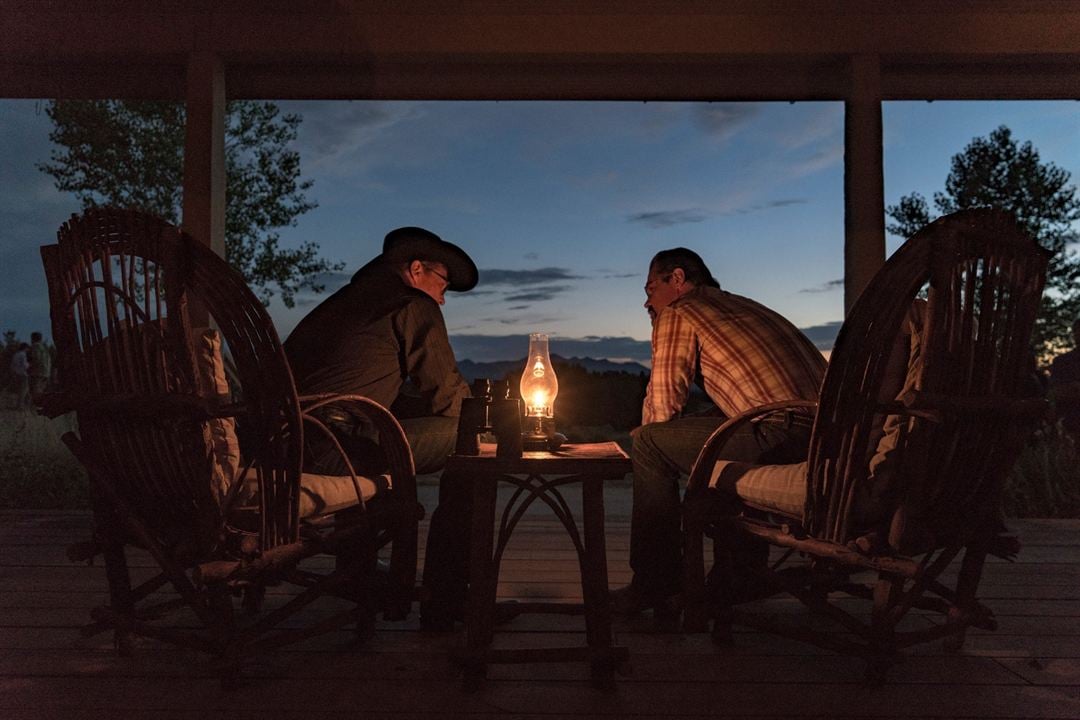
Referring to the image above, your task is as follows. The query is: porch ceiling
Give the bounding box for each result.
[3,0,1080,101]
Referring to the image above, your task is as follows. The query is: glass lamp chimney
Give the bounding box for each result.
[520,333,558,433]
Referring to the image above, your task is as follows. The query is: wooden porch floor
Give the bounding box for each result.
[2,481,1079,719]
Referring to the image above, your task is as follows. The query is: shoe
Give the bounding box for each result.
[419,596,464,632]
[419,606,461,632]
[609,583,678,618]
[420,600,519,631]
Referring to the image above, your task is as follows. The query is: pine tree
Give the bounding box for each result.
[887,125,1080,358]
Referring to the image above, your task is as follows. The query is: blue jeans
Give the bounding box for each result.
[629,414,811,595]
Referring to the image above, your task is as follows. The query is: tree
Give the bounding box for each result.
[887,125,1080,358]
[38,100,342,307]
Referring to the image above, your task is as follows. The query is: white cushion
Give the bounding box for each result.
[709,460,806,519]
[238,468,390,519]
[194,328,241,505]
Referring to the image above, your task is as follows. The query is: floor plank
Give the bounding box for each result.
[1,511,1078,718]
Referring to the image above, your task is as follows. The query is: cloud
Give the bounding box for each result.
[777,105,842,150]
[290,265,614,309]
[786,143,844,178]
[479,317,529,326]
[718,198,808,217]
[693,103,762,142]
[764,199,807,210]
[799,321,843,351]
[450,334,653,363]
[289,270,352,306]
[523,252,539,260]
[480,268,583,285]
[282,101,424,174]
[306,270,352,289]
[503,285,574,302]
[799,279,844,294]
[626,209,708,228]
[450,325,841,363]
[474,314,564,327]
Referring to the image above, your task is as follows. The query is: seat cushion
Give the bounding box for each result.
[296,471,391,517]
[709,460,806,519]
[238,468,391,519]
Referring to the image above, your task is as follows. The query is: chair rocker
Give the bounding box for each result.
[681,208,1050,681]
[41,207,421,683]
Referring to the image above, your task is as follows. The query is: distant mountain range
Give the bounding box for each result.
[458,355,649,383]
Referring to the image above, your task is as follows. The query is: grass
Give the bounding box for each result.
[0,406,88,509]
[1002,424,1080,518]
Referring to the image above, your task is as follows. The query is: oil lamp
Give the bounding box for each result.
[519,332,558,450]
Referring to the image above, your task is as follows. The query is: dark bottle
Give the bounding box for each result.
[454,378,494,456]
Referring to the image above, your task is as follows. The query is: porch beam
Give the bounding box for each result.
[843,54,886,315]
[181,52,226,256]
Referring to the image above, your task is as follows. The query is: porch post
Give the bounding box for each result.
[181,51,226,256]
[843,54,886,315]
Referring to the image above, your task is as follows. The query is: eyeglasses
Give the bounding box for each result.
[422,263,450,287]
[644,273,672,293]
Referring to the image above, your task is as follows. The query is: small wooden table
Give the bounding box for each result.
[449,441,631,689]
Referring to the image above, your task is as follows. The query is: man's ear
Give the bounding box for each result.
[401,259,424,288]
[671,267,686,287]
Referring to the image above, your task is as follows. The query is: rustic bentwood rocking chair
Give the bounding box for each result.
[42,207,421,683]
[681,208,1050,680]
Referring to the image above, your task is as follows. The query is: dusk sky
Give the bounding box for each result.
[1,99,1077,364]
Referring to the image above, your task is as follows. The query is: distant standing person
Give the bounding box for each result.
[28,332,51,403]
[1050,318,1080,448]
[10,343,30,410]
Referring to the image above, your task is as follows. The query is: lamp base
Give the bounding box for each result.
[521,430,549,452]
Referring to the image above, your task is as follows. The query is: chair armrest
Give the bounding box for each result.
[298,393,418,508]
[879,390,1050,423]
[61,393,244,422]
[685,400,817,496]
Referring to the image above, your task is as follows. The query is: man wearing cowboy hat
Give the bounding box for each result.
[285,227,478,627]
[286,226,477,475]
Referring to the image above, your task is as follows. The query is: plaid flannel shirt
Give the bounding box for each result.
[642,286,826,425]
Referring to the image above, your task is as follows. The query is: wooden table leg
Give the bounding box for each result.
[580,477,618,687]
[463,472,498,690]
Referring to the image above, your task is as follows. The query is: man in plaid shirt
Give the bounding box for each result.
[613,248,826,617]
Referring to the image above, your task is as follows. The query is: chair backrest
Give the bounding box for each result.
[805,208,1049,545]
[42,207,304,553]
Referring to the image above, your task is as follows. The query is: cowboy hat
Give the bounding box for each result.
[381,226,478,292]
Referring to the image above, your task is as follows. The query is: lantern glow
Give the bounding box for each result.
[520,333,558,447]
